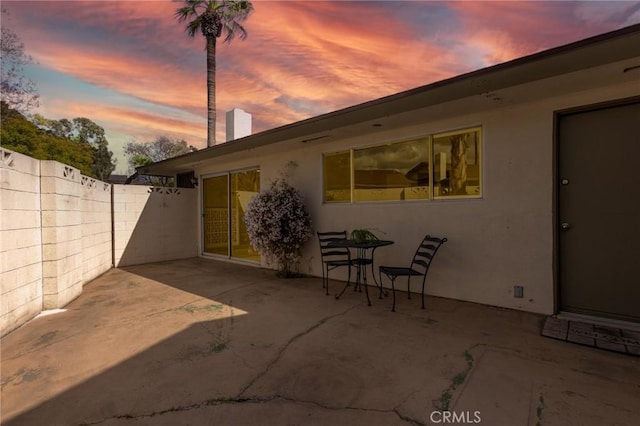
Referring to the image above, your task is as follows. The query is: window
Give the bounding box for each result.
[323,151,351,203]
[433,128,481,198]
[354,138,429,202]
[322,127,481,203]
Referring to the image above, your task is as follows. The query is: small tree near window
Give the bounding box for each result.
[244,177,312,277]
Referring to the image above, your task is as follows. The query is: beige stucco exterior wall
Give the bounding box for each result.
[113,185,198,267]
[193,75,639,316]
[1,149,44,336]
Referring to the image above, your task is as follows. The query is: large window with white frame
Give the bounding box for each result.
[323,127,481,203]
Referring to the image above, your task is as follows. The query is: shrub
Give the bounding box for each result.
[244,179,312,277]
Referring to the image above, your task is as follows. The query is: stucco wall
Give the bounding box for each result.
[193,77,638,315]
[113,185,198,267]
[1,149,43,336]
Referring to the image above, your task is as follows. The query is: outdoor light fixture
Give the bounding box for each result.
[190,177,198,187]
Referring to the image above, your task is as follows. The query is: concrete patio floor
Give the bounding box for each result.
[2,258,639,426]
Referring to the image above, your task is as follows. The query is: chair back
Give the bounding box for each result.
[317,231,350,261]
[410,235,447,275]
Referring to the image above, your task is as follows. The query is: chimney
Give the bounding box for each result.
[226,108,252,142]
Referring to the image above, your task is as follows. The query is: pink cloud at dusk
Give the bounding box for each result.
[41,96,207,171]
[35,45,207,112]
[240,2,456,101]
[2,1,639,173]
[82,104,207,144]
[448,1,640,65]
[5,2,206,112]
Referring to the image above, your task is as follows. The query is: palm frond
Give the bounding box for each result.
[174,4,196,22]
[223,21,247,42]
[175,0,253,42]
[175,0,207,37]
[220,1,253,42]
[186,17,202,38]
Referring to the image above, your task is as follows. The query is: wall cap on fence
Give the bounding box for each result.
[1,148,16,169]
[81,175,112,193]
[148,187,182,195]
[40,160,81,183]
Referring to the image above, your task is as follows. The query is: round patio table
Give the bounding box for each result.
[328,239,394,306]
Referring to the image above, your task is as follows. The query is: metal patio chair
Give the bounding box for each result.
[317,231,355,296]
[379,235,447,311]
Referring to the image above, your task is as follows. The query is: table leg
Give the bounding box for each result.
[335,246,375,308]
[363,263,371,306]
[369,247,389,299]
[336,253,362,300]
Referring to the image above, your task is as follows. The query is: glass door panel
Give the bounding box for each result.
[231,170,260,261]
[203,175,229,256]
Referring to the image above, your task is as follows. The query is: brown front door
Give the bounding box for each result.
[558,99,640,323]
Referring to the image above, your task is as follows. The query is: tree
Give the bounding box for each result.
[124,136,197,168]
[1,8,39,113]
[33,115,117,181]
[124,136,197,185]
[175,0,254,147]
[1,102,93,176]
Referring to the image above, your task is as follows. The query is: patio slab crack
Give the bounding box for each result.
[238,303,360,397]
[76,394,423,426]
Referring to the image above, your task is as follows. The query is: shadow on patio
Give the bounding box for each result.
[2,258,639,426]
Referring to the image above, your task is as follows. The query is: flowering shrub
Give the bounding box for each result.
[244,179,312,277]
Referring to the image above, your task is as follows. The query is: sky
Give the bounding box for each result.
[2,0,639,174]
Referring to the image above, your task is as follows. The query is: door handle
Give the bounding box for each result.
[561,223,571,230]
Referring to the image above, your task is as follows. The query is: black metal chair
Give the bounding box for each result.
[317,231,355,296]
[379,235,447,311]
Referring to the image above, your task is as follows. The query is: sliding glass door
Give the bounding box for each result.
[203,169,260,262]
[203,175,229,256]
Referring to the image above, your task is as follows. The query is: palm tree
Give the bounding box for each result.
[175,0,254,147]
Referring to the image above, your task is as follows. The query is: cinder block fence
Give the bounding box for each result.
[1,148,197,336]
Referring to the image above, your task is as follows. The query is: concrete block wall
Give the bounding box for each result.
[1,149,44,336]
[40,161,84,309]
[1,150,115,335]
[1,149,198,336]
[113,185,198,267]
[80,176,112,284]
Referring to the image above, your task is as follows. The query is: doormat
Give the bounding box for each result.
[541,316,640,356]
